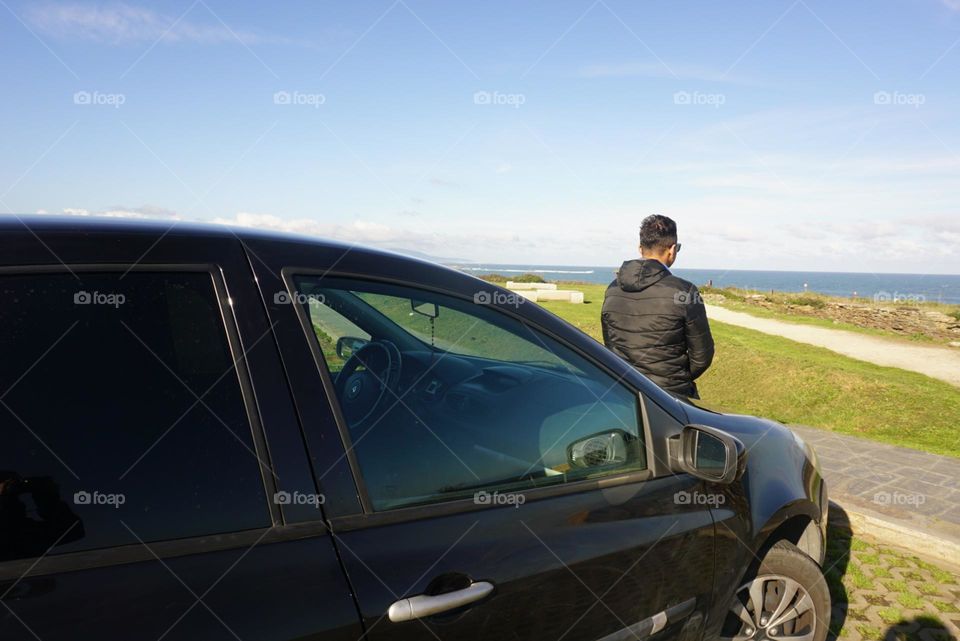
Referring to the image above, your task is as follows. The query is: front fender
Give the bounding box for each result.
[693,417,826,638]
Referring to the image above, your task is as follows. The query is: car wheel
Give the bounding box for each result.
[720,540,830,641]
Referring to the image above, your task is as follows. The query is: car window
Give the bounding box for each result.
[0,271,270,562]
[294,276,646,511]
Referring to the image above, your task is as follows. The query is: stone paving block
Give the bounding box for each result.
[892,478,955,500]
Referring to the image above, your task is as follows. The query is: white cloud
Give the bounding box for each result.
[942,0,960,10]
[41,205,180,218]
[25,3,308,46]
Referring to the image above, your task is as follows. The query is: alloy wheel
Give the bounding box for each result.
[721,574,817,641]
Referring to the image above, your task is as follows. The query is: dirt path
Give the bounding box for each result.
[705,305,960,387]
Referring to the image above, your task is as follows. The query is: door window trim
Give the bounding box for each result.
[281,268,658,524]
[0,263,282,576]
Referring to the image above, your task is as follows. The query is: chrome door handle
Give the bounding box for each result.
[388,581,494,622]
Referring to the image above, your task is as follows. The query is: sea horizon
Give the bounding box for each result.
[450,264,960,305]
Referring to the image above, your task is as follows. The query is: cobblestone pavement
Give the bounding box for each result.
[790,425,960,543]
[826,513,960,641]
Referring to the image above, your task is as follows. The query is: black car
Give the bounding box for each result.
[0,216,829,641]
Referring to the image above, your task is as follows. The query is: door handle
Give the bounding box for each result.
[388,581,494,622]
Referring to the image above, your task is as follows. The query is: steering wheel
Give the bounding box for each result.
[334,340,403,429]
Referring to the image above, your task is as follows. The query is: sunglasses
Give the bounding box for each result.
[674,243,682,253]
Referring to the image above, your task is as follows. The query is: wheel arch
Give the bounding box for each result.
[755,502,824,567]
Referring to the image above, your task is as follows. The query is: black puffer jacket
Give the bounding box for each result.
[601,259,714,397]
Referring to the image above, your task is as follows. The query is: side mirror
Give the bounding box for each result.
[567,430,641,470]
[671,424,744,484]
[336,336,369,360]
[411,299,439,319]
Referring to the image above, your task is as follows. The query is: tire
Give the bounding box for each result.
[720,540,831,641]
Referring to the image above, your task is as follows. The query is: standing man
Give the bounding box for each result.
[601,214,714,398]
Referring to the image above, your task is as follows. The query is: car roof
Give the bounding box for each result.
[0,213,446,268]
[1,213,345,246]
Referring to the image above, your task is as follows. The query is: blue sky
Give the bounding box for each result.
[1,0,959,273]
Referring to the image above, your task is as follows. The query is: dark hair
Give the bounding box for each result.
[639,214,677,251]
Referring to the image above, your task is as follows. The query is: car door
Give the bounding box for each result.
[249,240,720,641]
[0,224,363,640]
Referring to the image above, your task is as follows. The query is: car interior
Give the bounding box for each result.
[294,277,647,511]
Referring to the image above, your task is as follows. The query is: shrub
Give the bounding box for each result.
[478,272,545,283]
[786,295,826,309]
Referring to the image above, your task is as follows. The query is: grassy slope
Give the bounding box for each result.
[537,282,960,458]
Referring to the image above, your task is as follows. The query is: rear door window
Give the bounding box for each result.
[0,271,270,562]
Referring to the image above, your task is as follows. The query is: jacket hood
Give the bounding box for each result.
[616,259,670,292]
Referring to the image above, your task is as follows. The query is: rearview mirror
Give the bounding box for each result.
[671,424,744,484]
[411,299,439,319]
[336,336,369,360]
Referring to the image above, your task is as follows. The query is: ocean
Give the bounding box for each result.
[452,264,960,305]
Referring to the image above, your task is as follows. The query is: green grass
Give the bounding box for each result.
[539,282,960,457]
[934,600,958,613]
[896,591,924,609]
[877,607,903,624]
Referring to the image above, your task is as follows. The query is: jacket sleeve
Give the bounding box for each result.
[601,311,613,349]
[684,285,714,379]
